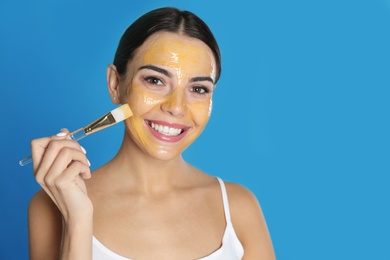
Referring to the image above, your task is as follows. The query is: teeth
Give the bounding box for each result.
[151,122,182,136]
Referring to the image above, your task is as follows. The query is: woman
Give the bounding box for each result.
[28,7,275,260]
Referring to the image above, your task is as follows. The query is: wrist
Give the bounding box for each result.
[63,213,93,232]
[62,204,93,223]
[61,216,93,260]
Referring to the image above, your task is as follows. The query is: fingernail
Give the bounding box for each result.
[87,159,91,166]
[56,132,67,137]
[80,146,87,154]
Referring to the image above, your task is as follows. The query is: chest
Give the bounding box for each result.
[91,191,226,259]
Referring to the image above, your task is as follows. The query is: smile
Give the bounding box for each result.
[145,120,189,142]
[150,122,182,136]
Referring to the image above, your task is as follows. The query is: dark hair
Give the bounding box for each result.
[113,7,222,83]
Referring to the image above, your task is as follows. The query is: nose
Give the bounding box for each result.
[161,89,187,117]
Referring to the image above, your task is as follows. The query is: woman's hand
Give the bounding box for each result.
[30,128,93,221]
[29,128,94,259]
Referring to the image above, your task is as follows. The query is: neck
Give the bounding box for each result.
[104,131,192,194]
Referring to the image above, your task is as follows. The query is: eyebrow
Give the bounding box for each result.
[138,65,214,84]
[190,76,214,84]
[138,65,172,77]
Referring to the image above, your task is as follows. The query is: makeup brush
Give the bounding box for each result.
[19,104,133,166]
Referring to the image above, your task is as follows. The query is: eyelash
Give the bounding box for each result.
[143,76,211,95]
[144,76,164,86]
[190,86,210,95]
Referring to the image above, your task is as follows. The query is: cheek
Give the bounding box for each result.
[124,83,165,147]
[188,98,212,126]
[126,84,163,115]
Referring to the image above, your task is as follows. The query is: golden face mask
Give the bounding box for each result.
[121,32,217,160]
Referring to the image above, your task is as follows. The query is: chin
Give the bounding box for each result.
[143,145,187,161]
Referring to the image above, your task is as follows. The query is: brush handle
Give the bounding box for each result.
[19,156,33,166]
[19,128,86,167]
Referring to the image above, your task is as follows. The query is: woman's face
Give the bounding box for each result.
[120,32,217,160]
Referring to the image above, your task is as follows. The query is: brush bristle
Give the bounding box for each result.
[110,104,133,122]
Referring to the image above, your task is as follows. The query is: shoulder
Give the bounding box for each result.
[223,181,259,208]
[29,189,60,218]
[28,189,62,259]
[222,181,262,224]
[224,181,276,260]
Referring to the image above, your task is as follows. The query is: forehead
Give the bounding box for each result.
[132,32,216,77]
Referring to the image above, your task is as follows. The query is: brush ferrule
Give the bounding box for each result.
[83,112,116,135]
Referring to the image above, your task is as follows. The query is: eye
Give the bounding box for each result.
[144,76,164,86]
[190,86,210,95]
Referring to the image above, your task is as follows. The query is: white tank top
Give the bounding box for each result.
[92,177,244,259]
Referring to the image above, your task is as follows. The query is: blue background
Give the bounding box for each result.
[1,0,389,259]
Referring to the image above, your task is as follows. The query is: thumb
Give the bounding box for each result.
[52,128,71,139]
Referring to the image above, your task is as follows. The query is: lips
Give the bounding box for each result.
[150,122,182,136]
[145,120,190,142]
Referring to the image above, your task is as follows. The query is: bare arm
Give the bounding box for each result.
[28,129,93,260]
[228,183,276,260]
[28,190,93,260]
[28,189,62,260]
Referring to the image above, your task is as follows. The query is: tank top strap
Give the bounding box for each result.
[216,177,232,223]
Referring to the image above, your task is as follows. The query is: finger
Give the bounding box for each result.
[31,137,53,172]
[46,161,91,218]
[31,128,72,172]
[50,129,88,154]
[54,161,91,190]
[39,144,89,185]
[39,147,90,205]
[35,140,87,183]
[38,152,90,211]
[51,129,87,155]
[50,148,91,183]
[52,143,89,170]
[60,128,70,135]
[51,128,71,140]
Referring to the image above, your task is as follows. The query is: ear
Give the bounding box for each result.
[107,64,121,105]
